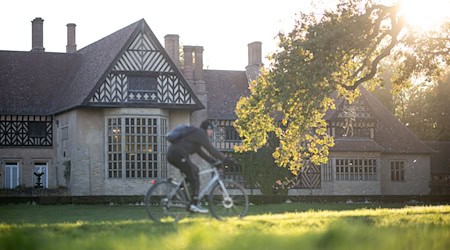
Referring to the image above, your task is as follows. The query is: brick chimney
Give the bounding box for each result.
[245,41,263,81]
[183,45,204,82]
[193,46,204,82]
[31,17,45,52]
[164,34,180,68]
[66,23,77,53]
[187,46,207,125]
[183,46,194,80]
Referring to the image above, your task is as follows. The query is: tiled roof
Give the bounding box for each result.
[0,51,78,115]
[204,69,249,119]
[361,87,434,154]
[0,19,203,115]
[0,20,141,115]
[326,87,434,154]
[50,19,142,114]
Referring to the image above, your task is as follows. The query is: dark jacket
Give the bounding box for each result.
[168,126,225,163]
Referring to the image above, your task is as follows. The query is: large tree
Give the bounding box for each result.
[234,0,450,174]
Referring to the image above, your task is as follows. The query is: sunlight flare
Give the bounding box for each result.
[398,0,450,30]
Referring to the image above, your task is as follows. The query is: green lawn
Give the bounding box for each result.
[1,203,449,250]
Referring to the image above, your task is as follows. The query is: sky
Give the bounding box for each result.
[0,0,337,70]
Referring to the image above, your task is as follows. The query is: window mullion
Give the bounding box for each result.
[121,117,126,179]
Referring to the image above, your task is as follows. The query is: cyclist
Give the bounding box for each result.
[167,120,225,213]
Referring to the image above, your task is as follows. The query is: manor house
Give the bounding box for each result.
[0,18,437,196]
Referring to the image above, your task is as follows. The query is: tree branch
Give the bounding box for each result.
[343,12,404,91]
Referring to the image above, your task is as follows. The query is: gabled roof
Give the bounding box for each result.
[0,19,203,115]
[204,69,249,119]
[50,20,142,114]
[327,87,434,154]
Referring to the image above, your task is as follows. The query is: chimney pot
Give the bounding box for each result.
[31,17,45,52]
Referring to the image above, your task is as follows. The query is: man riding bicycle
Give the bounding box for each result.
[167,120,225,213]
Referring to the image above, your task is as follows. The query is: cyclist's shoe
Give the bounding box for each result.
[189,204,209,214]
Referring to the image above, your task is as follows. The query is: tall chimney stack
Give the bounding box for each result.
[193,46,204,82]
[66,23,77,53]
[183,46,194,80]
[164,34,180,68]
[245,41,263,81]
[31,17,45,52]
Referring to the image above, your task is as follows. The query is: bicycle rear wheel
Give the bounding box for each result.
[145,180,189,222]
[208,179,249,220]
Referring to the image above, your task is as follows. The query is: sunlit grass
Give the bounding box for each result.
[1,204,449,250]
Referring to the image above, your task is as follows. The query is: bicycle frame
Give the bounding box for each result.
[197,167,231,201]
[146,164,249,221]
[166,166,231,207]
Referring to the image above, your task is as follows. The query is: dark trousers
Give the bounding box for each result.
[167,150,200,203]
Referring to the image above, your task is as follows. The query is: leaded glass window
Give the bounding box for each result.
[390,160,405,181]
[106,116,167,179]
[335,158,378,181]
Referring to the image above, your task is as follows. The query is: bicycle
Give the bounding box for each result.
[145,163,249,222]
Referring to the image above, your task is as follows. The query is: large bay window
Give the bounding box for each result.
[335,158,378,181]
[106,116,168,179]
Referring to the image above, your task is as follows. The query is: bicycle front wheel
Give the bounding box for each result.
[208,179,249,220]
[145,180,189,222]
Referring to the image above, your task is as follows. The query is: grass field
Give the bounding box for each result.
[1,203,449,250]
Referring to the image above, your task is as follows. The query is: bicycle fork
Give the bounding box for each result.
[217,180,234,208]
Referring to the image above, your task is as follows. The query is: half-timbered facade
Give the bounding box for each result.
[0,18,436,196]
[0,18,203,195]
